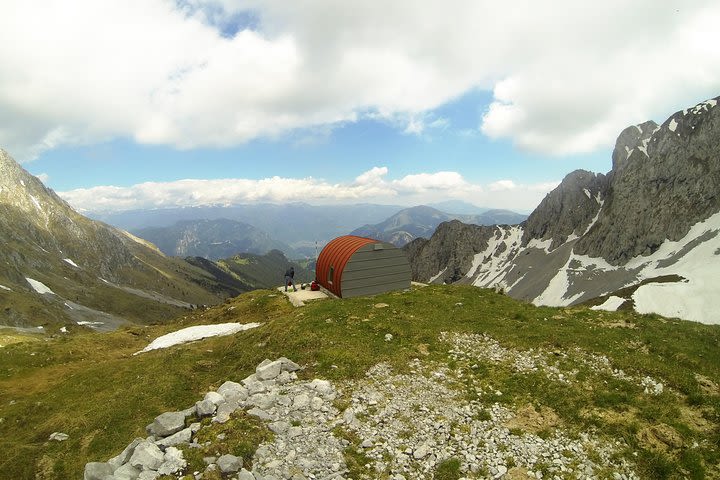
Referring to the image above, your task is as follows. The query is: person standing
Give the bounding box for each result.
[284,266,297,292]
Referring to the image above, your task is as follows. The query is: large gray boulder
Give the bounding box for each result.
[84,462,114,480]
[155,427,192,448]
[108,438,143,470]
[112,463,141,480]
[217,380,248,404]
[128,440,164,471]
[148,411,186,437]
[157,447,186,475]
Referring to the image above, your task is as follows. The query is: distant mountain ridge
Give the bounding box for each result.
[0,150,245,330]
[351,205,527,246]
[133,219,296,260]
[405,95,720,324]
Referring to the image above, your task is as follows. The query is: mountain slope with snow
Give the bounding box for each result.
[405,95,720,324]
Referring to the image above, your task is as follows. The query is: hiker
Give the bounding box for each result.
[284,266,297,292]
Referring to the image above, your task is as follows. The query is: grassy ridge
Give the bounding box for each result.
[0,285,718,479]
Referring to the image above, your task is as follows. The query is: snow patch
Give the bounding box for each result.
[533,255,585,307]
[77,321,104,326]
[590,296,626,312]
[630,211,720,324]
[60,327,68,333]
[134,322,261,355]
[29,195,42,211]
[0,284,11,292]
[20,180,25,187]
[625,147,634,160]
[583,188,591,199]
[668,118,678,132]
[706,99,717,108]
[26,277,55,295]
[429,267,447,283]
[633,125,642,134]
[526,237,553,253]
[470,226,523,287]
[63,258,79,268]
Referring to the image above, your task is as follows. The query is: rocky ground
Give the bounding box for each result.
[84,331,675,480]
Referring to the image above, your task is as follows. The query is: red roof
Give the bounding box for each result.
[316,235,379,297]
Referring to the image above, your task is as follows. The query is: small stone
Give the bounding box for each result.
[278,357,301,372]
[204,391,225,406]
[238,469,256,480]
[217,454,243,473]
[256,360,283,380]
[384,334,393,342]
[247,407,272,421]
[156,427,192,448]
[217,381,248,403]
[108,438,143,470]
[195,398,217,417]
[361,439,373,448]
[413,444,430,459]
[49,432,69,441]
[293,393,311,409]
[374,303,389,308]
[269,421,290,434]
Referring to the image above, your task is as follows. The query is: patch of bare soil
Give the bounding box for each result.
[695,374,719,396]
[636,423,683,452]
[504,404,561,434]
[507,466,535,479]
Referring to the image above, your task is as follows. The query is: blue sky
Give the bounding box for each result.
[3,1,720,213]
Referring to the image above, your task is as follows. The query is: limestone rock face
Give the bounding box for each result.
[575,97,720,264]
[521,169,608,250]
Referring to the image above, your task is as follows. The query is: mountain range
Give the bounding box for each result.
[351,205,527,246]
[405,96,720,324]
[132,219,296,260]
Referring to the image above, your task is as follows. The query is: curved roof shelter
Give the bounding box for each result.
[316,235,411,298]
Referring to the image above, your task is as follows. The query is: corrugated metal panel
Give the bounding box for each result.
[316,235,378,297]
[341,242,411,298]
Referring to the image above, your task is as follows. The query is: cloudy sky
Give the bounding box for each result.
[3,0,719,213]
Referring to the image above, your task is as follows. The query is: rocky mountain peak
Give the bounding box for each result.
[521,169,608,250]
[611,120,658,173]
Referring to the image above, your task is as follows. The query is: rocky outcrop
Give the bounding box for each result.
[403,95,720,323]
[575,97,720,264]
[522,170,608,250]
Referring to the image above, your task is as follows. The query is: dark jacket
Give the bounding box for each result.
[284,267,294,278]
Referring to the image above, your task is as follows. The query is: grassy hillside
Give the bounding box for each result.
[1,285,718,479]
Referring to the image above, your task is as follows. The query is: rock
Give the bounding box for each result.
[49,432,69,441]
[217,453,243,473]
[158,447,186,475]
[293,393,310,410]
[217,380,248,403]
[214,401,237,424]
[137,472,159,480]
[256,359,283,380]
[108,438,143,470]
[249,393,277,410]
[246,380,268,396]
[384,333,393,341]
[84,462,114,480]
[308,379,334,396]
[195,398,217,417]
[361,439,373,448]
[413,444,430,459]
[278,357,301,372]
[247,407,272,421]
[238,468,256,480]
[128,440,165,471]
[494,465,508,478]
[269,421,290,434]
[374,303,389,308]
[204,391,225,406]
[112,463,141,480]
[149,411,186,437]
[156,427,192,448]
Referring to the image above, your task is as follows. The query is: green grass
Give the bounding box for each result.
[1,285,719,479]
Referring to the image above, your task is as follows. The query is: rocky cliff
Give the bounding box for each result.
[405,96,720,324]
[0,149,242,330]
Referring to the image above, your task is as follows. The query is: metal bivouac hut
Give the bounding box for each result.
[315,235,411,298]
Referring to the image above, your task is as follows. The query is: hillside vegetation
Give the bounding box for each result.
[1,286,718,479]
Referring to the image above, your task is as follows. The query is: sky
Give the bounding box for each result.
[2,0,720,213]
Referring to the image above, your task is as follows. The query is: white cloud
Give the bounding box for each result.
[2,1,719,159]
[58,167,556,213]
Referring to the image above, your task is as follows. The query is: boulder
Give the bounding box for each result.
[148,411,185,437]
[137,470,159,480]
[48,432,69,441]
[157,447,186,475]
[256,360,282,381]
[128,440,164,471]
[108,438,143,470]
[84,462,114,480]
[112,463,141,480]
[204,391,225,406]
[217,381,248,403]
[308,379,334,396]
[195,398,217,417]
[238,468,256,480]
[217,454,243,474]
[155,427,192,448]
[278,357,301,372]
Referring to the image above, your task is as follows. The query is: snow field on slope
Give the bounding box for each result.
[631,212,720,324]
[25,278,55,295]
[134,322,261,355]
[469,226,522,287]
